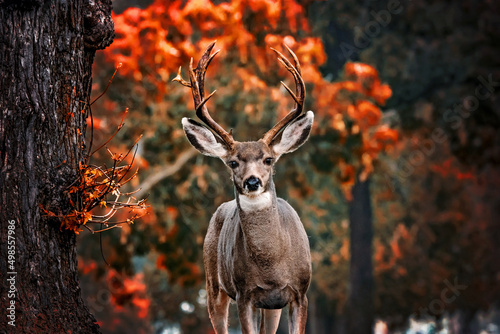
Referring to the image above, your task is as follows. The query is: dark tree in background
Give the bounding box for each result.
[346,176,374,334]
[0,0,113,331]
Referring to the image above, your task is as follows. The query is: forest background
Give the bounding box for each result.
[77,0,500,333]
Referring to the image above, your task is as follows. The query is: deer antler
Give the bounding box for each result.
[262,44,305,145]
[173,41,235,148]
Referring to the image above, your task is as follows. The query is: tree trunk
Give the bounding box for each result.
[346,176,374,334]
[0,0,113,332]
[456,309,478,334]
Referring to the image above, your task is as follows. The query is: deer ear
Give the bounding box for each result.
[270,111,314,157]
[182,118,228,157]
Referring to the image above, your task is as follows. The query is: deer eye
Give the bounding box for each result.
[228,161,239,169]
[264,157,273,165]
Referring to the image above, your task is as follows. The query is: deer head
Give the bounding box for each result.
[173,42,314,202]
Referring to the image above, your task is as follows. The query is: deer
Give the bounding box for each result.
[173,41,313,334]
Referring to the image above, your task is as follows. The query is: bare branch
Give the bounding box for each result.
[135,148,198,198]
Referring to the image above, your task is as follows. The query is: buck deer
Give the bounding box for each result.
[173,42,313,334]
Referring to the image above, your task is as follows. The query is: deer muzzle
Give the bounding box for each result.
[244,176,261,192]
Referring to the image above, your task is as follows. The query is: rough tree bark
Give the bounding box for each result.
[0,0,113,332]
[346,176,374,334]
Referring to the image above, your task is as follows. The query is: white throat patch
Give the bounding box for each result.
[238,192,272,212]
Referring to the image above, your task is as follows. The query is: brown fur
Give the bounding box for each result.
[202,141,312,334]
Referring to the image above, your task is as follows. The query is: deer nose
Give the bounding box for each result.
[244,176,261,191]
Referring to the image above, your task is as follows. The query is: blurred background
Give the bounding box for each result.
[78,0,500,333]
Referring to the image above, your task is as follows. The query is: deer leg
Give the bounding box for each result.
[207,288,230,334]
[288,296,308,334]
[237,297,260,334]
[259,309,282,334]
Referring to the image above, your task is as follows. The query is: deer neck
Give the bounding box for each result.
[235,180,287,258]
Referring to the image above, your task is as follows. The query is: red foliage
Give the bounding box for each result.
[347,100,382,130]
[78,259,152,332]
[430,158,475,180]
[105,0,316,100]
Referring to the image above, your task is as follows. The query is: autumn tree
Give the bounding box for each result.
[292,61,395,333]
[0,0,113,331]
[308,1,500,332]
[83,0,500,332]
[80,1,400,333]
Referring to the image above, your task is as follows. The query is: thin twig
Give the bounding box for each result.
[90,63,122,106]
[91,108,128,156]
